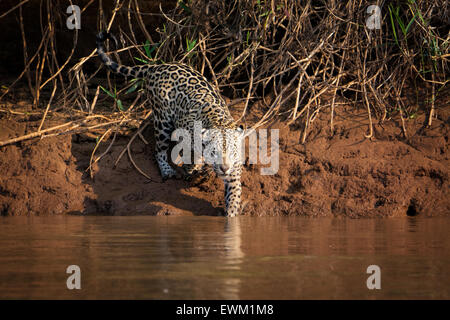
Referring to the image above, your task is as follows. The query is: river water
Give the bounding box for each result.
[0,216,448,299]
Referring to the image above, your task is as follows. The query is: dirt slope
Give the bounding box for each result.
[0,100,449,217]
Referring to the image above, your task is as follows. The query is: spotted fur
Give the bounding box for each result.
[96,31,243,217]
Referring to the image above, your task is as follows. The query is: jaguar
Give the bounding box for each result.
[96,31,243,217]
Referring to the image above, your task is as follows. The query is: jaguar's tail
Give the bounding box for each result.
[96,31,147,78]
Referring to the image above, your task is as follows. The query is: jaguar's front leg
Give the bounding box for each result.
[154,118,178,181]
[223,176,242,217]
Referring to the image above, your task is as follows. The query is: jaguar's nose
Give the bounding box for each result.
[220,163,230,174]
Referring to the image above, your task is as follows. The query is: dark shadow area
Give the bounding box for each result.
[406,200,419,217]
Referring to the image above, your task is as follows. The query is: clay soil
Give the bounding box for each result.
[0,92,449,217]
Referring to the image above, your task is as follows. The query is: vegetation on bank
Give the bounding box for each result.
[0,0,448,149]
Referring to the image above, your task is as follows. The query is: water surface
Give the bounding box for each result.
[0,216,449,299]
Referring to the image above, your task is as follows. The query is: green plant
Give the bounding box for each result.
[134,40,159,64]
[125,78,144,94]
[178,0,191,14]
[185,37,197,58]
[100,85,124,111]
[388,2,417,46]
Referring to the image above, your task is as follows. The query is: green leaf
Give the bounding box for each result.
[126,80,142,94]
[178,0,191,14]
[412,1,426,24]
[260,10,271,18]
[186,38,197,52]
[100,86,115,99]
[126,84,138,94]
[144,40,151,58]
[134,57,150,64]
[142,40,158,60]
[117,99,124,111]
[388,5,399,46]
[405,12,417,34]
[149,43,158,56]
[391,5,406,37]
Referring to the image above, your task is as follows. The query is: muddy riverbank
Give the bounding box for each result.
[1,95,448,217]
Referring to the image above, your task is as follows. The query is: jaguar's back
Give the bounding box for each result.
[96,31,243,217]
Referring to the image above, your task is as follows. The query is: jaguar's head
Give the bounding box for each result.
[202,125,244,179]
